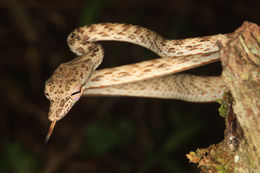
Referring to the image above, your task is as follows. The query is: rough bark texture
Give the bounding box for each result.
[187,22,260,172]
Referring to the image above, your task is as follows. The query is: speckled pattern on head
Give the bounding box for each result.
[45,44,103,121]
[46,23,228,122]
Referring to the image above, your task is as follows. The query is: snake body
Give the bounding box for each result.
[44,23,227,140]
[68,23,220,57]
[85,74,226,102]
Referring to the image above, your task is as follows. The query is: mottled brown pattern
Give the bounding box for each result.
[118,72,130,77]
[49,85,55,92]
[104,71,113,75]
[144,64,154,68]
[85,74,226,102]
[46,23,226,124]
[60,99,65,107]
[76,47,84,54]
[91,75,103,82]
[128,35,136,40]
[122,24,130,31]
[143,69,152,73]
[45,42,103,121]
[168,48,176,53]
[134,27,142,34]
[89,25,97,32]
[157,63,167,68]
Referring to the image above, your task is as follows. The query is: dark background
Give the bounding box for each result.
[0,0,259,172]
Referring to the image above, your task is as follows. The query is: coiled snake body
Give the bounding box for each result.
[44,23,227,141]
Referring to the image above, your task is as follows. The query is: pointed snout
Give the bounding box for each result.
[48,102,67,121]
[47,98,76,121]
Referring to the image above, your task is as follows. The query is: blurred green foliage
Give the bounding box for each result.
[139,108,204,173]
[0,142,38,173]
[79,0,114,25]
[77,107,205,173]
[83,120,134,155]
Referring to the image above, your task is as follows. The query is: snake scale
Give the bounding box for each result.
[44,23,227,142]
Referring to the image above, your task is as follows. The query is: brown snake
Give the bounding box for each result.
[44,23,228,142]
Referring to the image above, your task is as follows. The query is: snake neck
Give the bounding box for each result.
[68,42,104,70]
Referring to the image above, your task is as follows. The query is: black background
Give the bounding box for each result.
[0,0,259,172]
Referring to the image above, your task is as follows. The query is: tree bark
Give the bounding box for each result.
[187,22,260,173]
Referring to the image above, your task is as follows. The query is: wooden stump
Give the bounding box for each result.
[187,21,260,173]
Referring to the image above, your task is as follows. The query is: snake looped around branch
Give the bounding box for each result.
[44,23,228,142]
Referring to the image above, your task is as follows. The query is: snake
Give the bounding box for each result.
[44,23,228,142]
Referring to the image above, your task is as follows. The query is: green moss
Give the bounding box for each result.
[188,142,235,173]
[218,92,233,118]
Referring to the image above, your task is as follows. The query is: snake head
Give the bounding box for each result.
[45,59,95,122]
[44,78,83,143]
[45,80,83,121]
[44,42,103,142]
